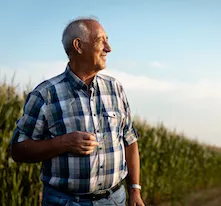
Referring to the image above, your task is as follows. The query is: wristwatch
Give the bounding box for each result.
[130,184,141,190]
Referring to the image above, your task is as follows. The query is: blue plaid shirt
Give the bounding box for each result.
[11,65,138,193]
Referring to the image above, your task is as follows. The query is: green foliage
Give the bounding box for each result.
[135,118,221,205]
[0,83,42,206]
[1,82,221,205]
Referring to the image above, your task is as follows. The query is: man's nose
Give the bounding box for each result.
[104,42,111,53]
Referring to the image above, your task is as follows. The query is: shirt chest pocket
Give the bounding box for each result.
[101,111,126,136]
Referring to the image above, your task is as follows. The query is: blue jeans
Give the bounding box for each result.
[42,184,127,206]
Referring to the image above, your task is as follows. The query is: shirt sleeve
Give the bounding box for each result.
[11,90,46,144]
[120,86,138,146]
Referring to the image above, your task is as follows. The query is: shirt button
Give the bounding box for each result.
[100,165,103,169]
[93,114,96,116]
[98,183,102,186]
[96,130,99,133]
[99,147,102,150]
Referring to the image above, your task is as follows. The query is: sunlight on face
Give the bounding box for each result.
[82,21,111,72]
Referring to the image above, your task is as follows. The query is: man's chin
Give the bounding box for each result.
[96,64,106,72]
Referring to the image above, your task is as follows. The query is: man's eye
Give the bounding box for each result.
[95,39,102,43]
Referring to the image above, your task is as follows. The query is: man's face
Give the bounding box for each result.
[82,21,111,71]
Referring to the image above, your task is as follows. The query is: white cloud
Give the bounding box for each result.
[180,79,221,100]
[101,69,174,92]
[102,69,221,100]
[0,61,66,90]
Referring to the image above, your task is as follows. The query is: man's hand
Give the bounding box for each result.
[129,189,145,206]
[61,131,99,155]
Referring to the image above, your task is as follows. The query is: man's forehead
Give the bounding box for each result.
[93,28,107,38]
[84,20,106,38]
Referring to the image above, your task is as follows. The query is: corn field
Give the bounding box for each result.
[0,83,42,206]
[135,119,221,205]
[1,82,221,205]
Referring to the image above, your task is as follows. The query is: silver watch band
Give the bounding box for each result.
[130,184,141,190]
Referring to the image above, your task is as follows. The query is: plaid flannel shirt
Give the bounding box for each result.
[11,65,138,193]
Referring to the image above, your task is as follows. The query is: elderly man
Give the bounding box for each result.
[11,18,145,206]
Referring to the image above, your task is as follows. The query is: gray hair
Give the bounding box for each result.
[62,17,98,59]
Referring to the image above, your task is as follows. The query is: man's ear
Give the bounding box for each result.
[73,38,82,54]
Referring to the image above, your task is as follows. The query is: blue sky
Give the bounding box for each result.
[1,0,221,146]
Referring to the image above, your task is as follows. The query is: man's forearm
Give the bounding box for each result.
[125,141,141,193]
[11,137,65,163]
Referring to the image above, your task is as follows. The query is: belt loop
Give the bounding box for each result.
[74,196,80,202]
[106,190,111,199]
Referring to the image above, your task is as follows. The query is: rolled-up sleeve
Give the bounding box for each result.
[120,87,138,146]
[11,91,46,144]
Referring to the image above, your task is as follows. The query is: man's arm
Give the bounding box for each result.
[11,131,99,163]
[125,141,140,189]
[125,141,145,205]
[11,138,64,163]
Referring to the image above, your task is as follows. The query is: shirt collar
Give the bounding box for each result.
[90,75,97,90]
[65,65,98,90]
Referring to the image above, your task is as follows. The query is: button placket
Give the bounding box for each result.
[90,100,98,136]
[89,93,105,188]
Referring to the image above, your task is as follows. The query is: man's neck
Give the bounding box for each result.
[68,61,97,86]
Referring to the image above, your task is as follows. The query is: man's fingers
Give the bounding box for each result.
[80,149,94,155]
[70,147,94,155]
[81,145,96,151]
[83,140,99,146]
[82,133,96,141]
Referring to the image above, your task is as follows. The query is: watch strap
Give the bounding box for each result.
[130,184,141,190]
